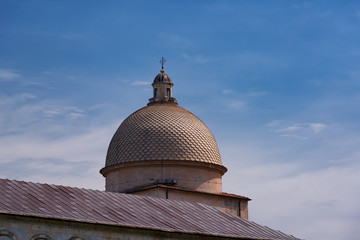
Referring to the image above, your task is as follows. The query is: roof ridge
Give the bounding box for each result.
[1,178,103,193]
[127,184,251,200]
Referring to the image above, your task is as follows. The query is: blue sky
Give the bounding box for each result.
[1,1,360,239]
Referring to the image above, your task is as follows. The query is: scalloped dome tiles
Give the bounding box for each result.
[105,104,222,167]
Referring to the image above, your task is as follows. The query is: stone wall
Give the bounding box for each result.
[132,187,249,219]
[0,214,243,240]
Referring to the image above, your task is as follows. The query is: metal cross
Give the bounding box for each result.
[159,57,166,69]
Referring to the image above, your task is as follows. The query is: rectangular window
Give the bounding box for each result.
[167,88,170,98]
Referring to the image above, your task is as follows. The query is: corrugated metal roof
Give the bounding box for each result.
[0,179,300,240]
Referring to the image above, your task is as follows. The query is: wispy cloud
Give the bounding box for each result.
[227,100,246,109]
[0,123,115,190]
[43,106,85,119]
[0,93,37,104]
[0,69,21,81]
[0,94,88,136]
[225,162,360,240]
[131,81,151,86]
[268,121,329,139]
[266,120,283,127]
[310,123,327,133]
[182,53,210,64]
[0,93,116,190]
[274,124,303,133]
[221,136,360,240]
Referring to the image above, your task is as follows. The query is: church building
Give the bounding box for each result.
[0,60,300,240]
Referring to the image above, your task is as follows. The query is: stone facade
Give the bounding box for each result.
[129,185,249,219]
[0,214,242,240]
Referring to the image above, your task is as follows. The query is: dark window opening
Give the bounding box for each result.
[166,88,170,98]
[154,88,158,97]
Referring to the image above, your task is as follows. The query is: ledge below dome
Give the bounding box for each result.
[148,96,178,105]
[100,160,227,194]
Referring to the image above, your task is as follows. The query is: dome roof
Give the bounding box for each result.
[105,104,222,167]
[153,69,172,84]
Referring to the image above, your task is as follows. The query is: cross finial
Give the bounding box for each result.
[159,57,166,70]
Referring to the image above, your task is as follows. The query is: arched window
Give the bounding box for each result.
[0,230,16,240]
[166,88,170,98]
[29,234,52,240]
[154,88,158,97]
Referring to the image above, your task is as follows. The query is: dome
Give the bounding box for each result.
[153,69,172,84]
[105,104,222,167]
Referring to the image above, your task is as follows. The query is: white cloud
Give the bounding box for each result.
[228,100,246,109]
[0,93,36,104]
[0,69,21,81]
[42,106,85,119]
[222,139,360,240]
[269,122,329,138]
[0,123,116,190]
[226,163,360,240]
[310,123,327,133]
[0,94,90,136]
[0,92,120,190]
[266,120,283,127]
[220,116,360,240]
[275,125,302,133]
[131,81,151,86]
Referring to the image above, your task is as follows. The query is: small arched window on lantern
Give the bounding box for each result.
[154,88,158,98]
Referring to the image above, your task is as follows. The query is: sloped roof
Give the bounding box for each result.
[0,179,299,240]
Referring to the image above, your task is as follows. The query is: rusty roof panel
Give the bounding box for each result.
[0,178,299,240]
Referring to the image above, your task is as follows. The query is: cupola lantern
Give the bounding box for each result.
[148,57,177,105]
